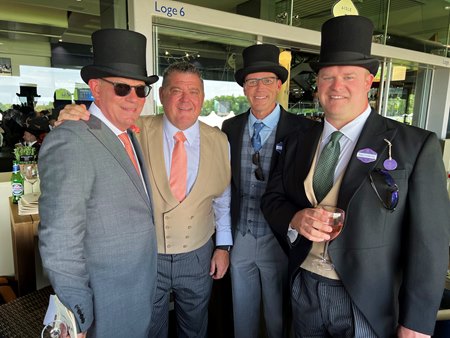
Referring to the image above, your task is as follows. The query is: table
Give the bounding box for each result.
[9,198,39,296]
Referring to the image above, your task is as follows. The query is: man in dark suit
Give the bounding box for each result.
[261,16,450,337]
[39,29,158,337]
[221,44,316,337]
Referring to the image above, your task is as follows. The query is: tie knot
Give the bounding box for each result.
[118,132,130,143]
[253,122,264,135]
[174,131,186,143]
[329,131,343,144]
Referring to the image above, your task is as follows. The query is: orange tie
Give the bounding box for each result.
[170,131,187,202]
[118,132,140,175]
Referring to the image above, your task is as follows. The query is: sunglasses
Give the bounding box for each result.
[369,168,399,211]
[252,152,265,181]
[101,78,151,98]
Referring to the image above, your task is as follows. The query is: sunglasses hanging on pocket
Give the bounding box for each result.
[369,168,399,211]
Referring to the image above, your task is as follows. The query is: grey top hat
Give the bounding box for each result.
[310,16,379,76]
[235,44,288,87]
[81,28,159,85]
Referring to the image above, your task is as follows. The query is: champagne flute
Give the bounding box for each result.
[23,162,39,193]
[41,320,68,338]
[312,205,345,271]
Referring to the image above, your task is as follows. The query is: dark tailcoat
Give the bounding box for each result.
[261,110,450,337]
[222,107,316,253]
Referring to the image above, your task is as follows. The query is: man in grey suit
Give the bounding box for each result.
[262,15,450,337]
[38,29,158,337]
[221,44,316,337]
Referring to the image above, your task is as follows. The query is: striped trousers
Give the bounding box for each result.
[291,269,378,338]
[149,240,214,338]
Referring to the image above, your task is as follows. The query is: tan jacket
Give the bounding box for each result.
[136,115,231,254]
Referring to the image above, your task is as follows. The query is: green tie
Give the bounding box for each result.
[313,131,344,202]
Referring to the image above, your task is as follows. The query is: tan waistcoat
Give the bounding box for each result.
[301,142,345,279]
[136,115,231,254]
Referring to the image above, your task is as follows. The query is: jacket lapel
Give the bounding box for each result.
[85,115,151,207]
[338,110,398,209]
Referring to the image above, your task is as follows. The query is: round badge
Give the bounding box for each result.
[383,159,398,171]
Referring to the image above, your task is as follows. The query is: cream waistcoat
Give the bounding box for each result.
[136,115,231,254]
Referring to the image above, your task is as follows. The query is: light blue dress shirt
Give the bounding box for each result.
[248,104,281,146]
[162,115,232,246]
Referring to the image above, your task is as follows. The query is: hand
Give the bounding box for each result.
[209,249,230,279]
[289,208,335,242]
[397,325,430,338]
[55,104,90,127]
[77,333,87,338]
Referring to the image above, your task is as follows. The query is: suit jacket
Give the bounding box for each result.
[261,110,450,337]
[222,107,316,252]
[38,116,157,337]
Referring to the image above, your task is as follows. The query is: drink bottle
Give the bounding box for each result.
[11,162,24,204]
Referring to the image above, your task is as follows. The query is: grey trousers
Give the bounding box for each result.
[230,231,289,338]
[291,269,378,338]
[149,239,214,338]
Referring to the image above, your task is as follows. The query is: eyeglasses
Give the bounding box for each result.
[101,78,151,98]
[244,77,278,87]
[369,168,399,211]
[252,152,265,181]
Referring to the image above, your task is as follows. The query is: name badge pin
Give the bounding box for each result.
[356,148,377,163]
[383,138,398,170]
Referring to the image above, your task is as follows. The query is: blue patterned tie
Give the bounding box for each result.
[251,122,264,152]
[313,131,344,202]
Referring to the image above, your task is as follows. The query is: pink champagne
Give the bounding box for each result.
[329,221,344,240]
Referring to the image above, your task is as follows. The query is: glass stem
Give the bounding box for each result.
[322,241,330,261]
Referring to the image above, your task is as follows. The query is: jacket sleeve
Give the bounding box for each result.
[38,125,94,333]
[398,132,450,334]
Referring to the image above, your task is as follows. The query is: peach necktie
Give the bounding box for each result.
[170,131,187,202]
[118,132,140,175]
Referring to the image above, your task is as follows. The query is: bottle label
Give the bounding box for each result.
[12,183,24,196]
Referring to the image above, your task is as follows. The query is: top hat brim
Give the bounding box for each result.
[235,63,288,87]
[16,93,40,97]
[81,65,159,85]
[310,58,379,76]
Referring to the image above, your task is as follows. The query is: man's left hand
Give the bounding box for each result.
[397,325,430,338]
[209,249,229,280]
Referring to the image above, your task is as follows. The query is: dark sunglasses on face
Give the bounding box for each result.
[252,152,265,181]
[101,78,152,98]
[369,168,399,211]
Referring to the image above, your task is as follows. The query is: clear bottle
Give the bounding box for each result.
[11,162,24,204]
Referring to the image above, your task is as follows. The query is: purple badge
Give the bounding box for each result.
[383,159,398,171]
[356,148,377,163]
[383,138,398,171]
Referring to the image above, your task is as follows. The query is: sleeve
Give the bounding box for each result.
[38,125,95,333]
[261,136,303,246]
[398,132,450,334]
[213,141,232,246]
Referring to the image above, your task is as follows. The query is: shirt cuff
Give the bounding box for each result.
[287,224,299,243]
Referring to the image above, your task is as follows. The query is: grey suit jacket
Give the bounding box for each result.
[38,115,157,337]
[262,110,450,337]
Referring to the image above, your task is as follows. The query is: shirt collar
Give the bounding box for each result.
[322,105,372,143]
[89,102,124,136]
[248,103,281,131]
[163,114,199,145]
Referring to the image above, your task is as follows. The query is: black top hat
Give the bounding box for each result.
[16,85,40,98]
[310,16,379,76]
[235,44,288,87]
[24,116,50,137]
[81,29,159,85]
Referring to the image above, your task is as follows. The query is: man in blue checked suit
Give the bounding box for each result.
[221,44,316,338]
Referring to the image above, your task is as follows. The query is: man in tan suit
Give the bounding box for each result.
[58,61,232,338]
